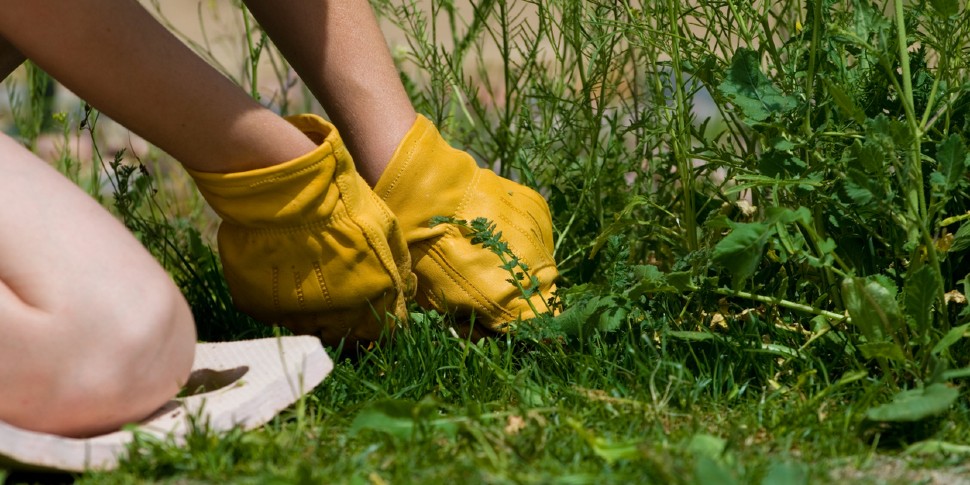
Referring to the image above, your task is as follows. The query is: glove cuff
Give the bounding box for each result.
[374,115,479,238]
[186,114,346,228]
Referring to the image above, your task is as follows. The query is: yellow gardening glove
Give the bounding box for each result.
[188,114,414,347]
[375,114,559,333]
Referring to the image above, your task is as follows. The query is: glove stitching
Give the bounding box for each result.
[292,266,307,310]
[331,146,405,318]
[496,210,555,273]
[377,120,432,200]
[453,166,483,216]
[271,265,281,315]
[425,234,515,323]
[311,261,334,308]
[218,205,355,235]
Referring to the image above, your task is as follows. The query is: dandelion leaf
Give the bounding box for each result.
[929,0,959,16]
[713,222,771,285]
[865,383,958,422]
[842,276,904,343]
[718,48,796,122]
[903,265,940,334]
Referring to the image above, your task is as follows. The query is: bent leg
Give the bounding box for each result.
[0,133,196,437]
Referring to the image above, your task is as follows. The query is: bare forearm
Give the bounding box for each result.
[0,0,314,172]
[243,0,415,184]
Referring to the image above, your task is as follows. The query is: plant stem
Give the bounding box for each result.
[708,287,848,322]
[666,0,698,251]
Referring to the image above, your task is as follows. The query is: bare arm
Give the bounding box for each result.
[242,0,416,185]
[0,0,315,172]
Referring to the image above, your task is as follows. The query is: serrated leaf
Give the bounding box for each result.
[842,277,904,343]
[936,134,969,193]
[903,266,940,334]
[628,265,678,298]
[713,222,772,285]
[929,0,959,17]
[824,78,866,124]
[666,271,693,292]
[865,383,958,422]
[718,48,797,122]
[554,294,631,338]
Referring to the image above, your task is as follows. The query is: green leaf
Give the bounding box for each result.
[694,457,739,485]
[349,399,457,440]
[935,134,969,192]
[666,272,693,292]
[666,330,717,341]
[718,48,797,122]
[628,265,679,298]
[552,295,628,338]
[929,0,959,17]
[686,433,727,460]
[865,383,959,422]
[857,342,906,362]
[824,78,866,124]
[841,277,904,343]
[942,366,970,380]
[567,418,642,464]
[713,222,772,285]
[906,440,970,456]
[350,400,420,440]
[933,323,970,355]
[761,462,808,485]
[903,266,940,334]
[950,222,970,253]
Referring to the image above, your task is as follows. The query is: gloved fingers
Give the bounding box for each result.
[475,172,557,276]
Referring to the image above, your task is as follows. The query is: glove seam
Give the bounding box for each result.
[331,145,406,317]
[376,117,433,200]
[422,236,516,323]
[311,261,335,308]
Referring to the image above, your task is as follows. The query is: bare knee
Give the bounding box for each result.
[0,273,196,437]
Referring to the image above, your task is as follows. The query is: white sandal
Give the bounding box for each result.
[0,336,332,472]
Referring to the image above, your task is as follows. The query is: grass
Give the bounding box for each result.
[6,0,970,482]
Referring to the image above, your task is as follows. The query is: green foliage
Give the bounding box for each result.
[9,0,970,480]
[382,0,970,433]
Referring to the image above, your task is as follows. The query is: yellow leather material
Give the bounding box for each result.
[187,114,414,347]
[375,114,559,332]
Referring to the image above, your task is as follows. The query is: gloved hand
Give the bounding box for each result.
[375,114,559,333]
[188,114,415,347]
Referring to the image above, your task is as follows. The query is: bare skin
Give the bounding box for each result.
[0,0,316,173]
[0,0,319,436]
[0,0,426,436]
[0,133,196,437]
[242,0,418,185]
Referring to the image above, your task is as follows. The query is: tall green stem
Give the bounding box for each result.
[667,0,698,251]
